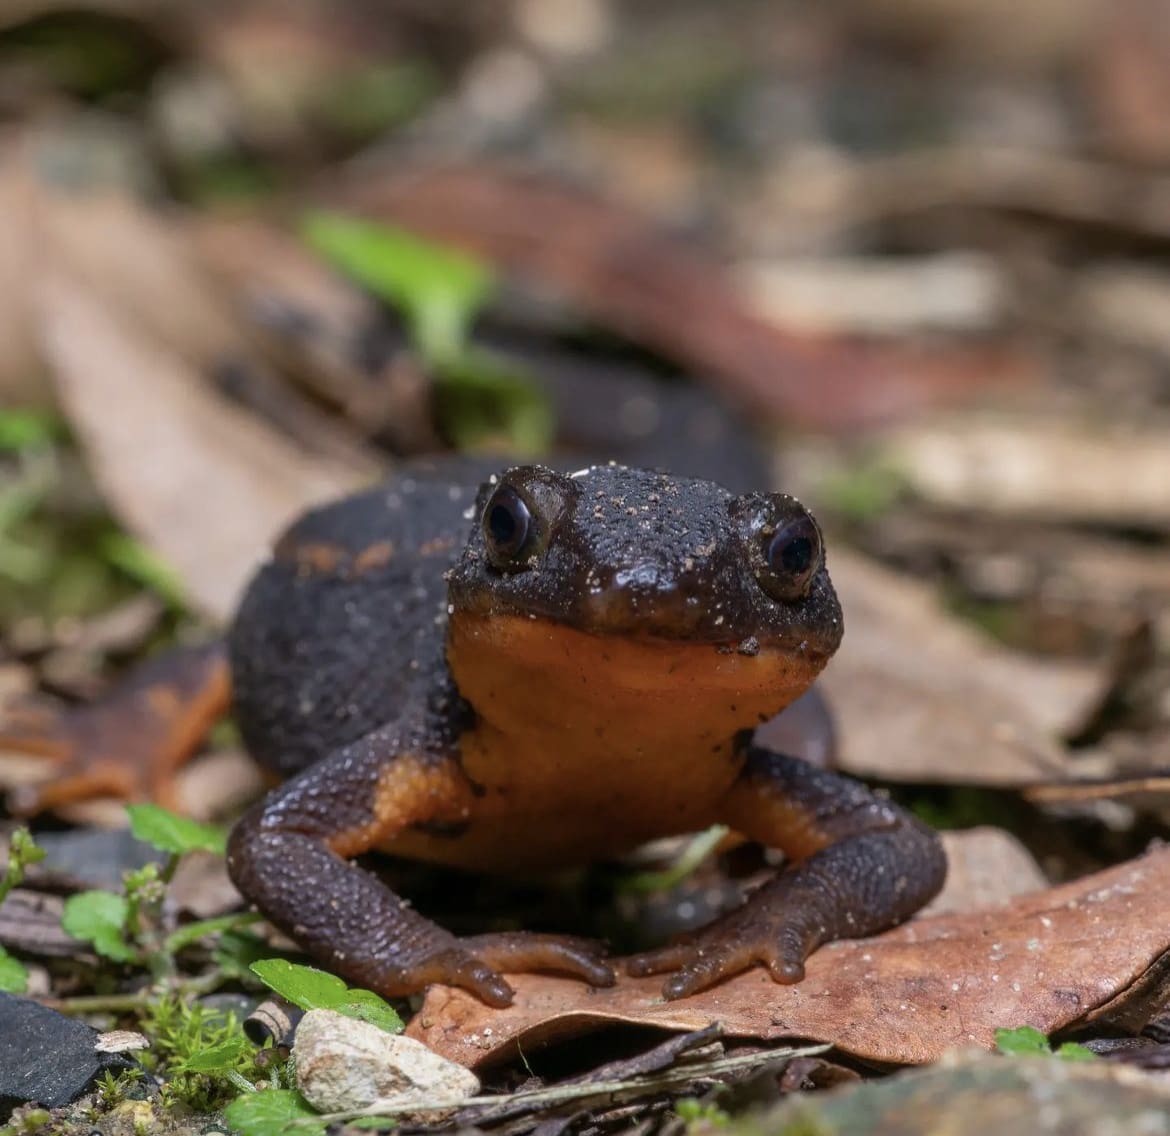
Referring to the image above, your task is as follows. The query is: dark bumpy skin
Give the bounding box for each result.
[226,461,946,1006]
[446,465,842,647]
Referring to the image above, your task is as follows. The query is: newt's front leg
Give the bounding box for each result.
[225,730,614,1006]
[628,744,946,999]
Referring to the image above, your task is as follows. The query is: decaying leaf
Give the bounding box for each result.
[35,276,368,620]
[820,549,1099,785]
[409,847,1170,1069]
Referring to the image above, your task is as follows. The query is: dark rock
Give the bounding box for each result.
[34,828,160,892]
[0,993,138,1115]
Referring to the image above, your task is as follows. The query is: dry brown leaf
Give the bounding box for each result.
[821,549,1098,785]
[0,135,53,405]
[34,276,368,620]
[408,847,1170,1069]
[738,253,1006,337]
[923,828,1049,917]
[888,418,1170,529]
[1089,0,1170,164]
[0,126,240,405]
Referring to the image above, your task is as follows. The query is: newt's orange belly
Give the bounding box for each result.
[381,612,824,873]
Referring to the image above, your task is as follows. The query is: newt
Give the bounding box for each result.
[1,458,946,1005]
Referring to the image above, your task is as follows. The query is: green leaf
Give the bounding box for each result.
[0,948,28,994]
[99,532,187,607]
[996,1025,1097,1062]
[127,803,227,856]
[994,1025,1053,1057]
[174,1036,249,1073]
[303,213,494,364]
[1,827,46,905]
[250,959,349,1006]
[223,1089,327,1136]
[0,410,63,452]
[249,960,402,1033]
[62,891,136,962]
[620,824,728,895]
[1055,1042,1097,1063]
[335,988,406,1034]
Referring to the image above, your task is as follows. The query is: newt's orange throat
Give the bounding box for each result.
[399,610,830,872]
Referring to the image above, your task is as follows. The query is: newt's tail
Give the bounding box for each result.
[0,642,230,814]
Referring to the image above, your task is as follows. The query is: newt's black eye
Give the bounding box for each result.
[731,492,824,604]
[483,485,536,569]
[762,513,821,601]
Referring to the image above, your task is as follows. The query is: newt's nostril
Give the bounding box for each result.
[612,560,661,590]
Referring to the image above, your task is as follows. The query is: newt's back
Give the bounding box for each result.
[228,461,491,777]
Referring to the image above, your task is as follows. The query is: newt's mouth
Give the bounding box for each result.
[450,563,843,662]
[449,586,842,667]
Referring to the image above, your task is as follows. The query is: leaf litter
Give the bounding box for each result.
[409,846,1170,1069]
[4,5,1170,1128]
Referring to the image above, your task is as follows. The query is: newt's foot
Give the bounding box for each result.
[626,900,811,1000]
[362,931,614,1007]
[0,643,230,815]
[431,932,615,1007]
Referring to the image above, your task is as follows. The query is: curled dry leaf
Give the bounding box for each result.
[821,549,1098,785]
[34,276,367,621]
[409,847,1170,1069]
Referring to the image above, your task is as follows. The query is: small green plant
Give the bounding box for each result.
[995,1025,1096,1062]
[127,802,227,857]
[94,1067,148,1109]
[817,454,907,522]
[303,213,493,365]
[0,827,46,992]
[139,995,279,1112]
[620,824,728,895]
[47,803,404,1122]
[3,1106,52,1136]
[223,1088,328,1136]
[0,410,63,452]
[98,531,187,608]
[303,212,554,455]
[61,804,256,981]
[249,959,403,1033]
[675,1097,731,1128]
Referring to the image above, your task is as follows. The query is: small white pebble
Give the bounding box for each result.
[295,1009,479,1114]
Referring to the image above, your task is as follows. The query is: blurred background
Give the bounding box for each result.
[1,0,1168,821]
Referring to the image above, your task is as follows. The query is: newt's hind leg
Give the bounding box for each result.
[0,642,230,814]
